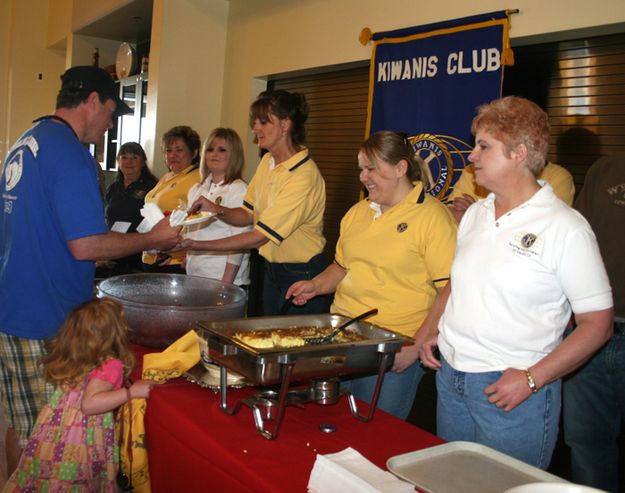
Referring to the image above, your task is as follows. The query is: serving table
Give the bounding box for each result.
[132,345,443,492]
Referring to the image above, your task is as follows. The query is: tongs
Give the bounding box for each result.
[304,308,378,345]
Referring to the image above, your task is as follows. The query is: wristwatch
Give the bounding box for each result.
[523,368,538,393]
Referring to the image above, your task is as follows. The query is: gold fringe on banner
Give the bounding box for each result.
[502,9,519,66]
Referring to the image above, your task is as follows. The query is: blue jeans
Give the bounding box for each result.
[342,361,425,420]
[262,253,329,316]
[563,327,625,493]
[436,356,561,469]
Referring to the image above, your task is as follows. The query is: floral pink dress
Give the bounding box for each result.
[4,359,124,493]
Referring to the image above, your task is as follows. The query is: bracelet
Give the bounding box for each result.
[125,387,132,403]
[523,369,538,393]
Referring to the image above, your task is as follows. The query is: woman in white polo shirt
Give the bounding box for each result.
[286,131,457,419]
[185,128,251,287]
[419,96,613,469]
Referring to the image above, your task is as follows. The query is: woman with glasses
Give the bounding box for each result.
[99,142,157,276]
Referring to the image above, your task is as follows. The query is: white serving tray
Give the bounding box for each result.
[387,441,567,493]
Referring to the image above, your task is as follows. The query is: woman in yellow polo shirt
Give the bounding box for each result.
[183,90,328,315]
[143,125,201,273]
[286,131,457,419]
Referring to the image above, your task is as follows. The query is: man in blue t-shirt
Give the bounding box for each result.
[0,66,181,473]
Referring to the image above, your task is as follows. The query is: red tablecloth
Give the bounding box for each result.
[132,345,443,492]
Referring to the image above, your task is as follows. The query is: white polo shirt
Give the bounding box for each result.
[438,183,613,372]
[185,176,251,286]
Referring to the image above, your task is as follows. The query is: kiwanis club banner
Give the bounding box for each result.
[365,11,513,201]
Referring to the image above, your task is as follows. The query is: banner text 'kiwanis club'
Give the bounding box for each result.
[377,48,501,81]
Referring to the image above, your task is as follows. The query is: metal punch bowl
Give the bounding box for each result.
[96,273,247,348]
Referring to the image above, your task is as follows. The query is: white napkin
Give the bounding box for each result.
[111,221,131,233]
[307,447,414,493]
[168,208,187,227]
[137,203,188,233]
[137,203,165,233]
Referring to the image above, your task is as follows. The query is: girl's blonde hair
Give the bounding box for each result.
[199,128,245,184]
[43,298,135,390]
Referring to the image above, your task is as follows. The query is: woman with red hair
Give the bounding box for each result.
[420,96,613,469]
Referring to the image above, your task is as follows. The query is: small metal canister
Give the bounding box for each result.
[254,390,280,421]
[311,377,340,405]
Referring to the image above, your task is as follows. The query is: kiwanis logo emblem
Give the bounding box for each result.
[407,133,472,202]
[512,231,543,254]
[520,233,538,249]
[397,223,408,233]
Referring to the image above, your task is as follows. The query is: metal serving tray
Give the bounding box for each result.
[194,314,412,385]
[387,442,568,493]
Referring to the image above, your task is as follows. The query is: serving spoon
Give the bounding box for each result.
[304,308,378,345]
[279,295,294,315]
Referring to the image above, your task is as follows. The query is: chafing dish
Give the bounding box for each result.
[194,313,411,384]
[194,314,412,439]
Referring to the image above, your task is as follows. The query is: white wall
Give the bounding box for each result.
[221,0,625,180]
[0,0,14,162]
[47,0,72,48]
[143,0,230,176]
[71,0,133,32]
[3,0,625,173]
[1,0,65,163]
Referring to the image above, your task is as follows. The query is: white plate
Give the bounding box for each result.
[184,364,247,391]
[116,42,136,80]
[181,211,218,226]
[387,442,567,493]
[202,362,245,384]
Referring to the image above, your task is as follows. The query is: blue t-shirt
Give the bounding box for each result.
[0,118,107,339]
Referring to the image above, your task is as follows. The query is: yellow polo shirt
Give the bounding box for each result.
[142,165,200,265]
[449,161,575,206]
[243,149,326,263]
[332,183,457,336]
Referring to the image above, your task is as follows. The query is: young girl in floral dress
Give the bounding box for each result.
[4,298,153,492]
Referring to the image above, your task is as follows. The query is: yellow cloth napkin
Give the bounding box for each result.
[119,330,200,493]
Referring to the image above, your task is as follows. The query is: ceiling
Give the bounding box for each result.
[74,0,153,44]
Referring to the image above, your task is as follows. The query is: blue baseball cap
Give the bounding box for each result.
[60,65,132,117]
